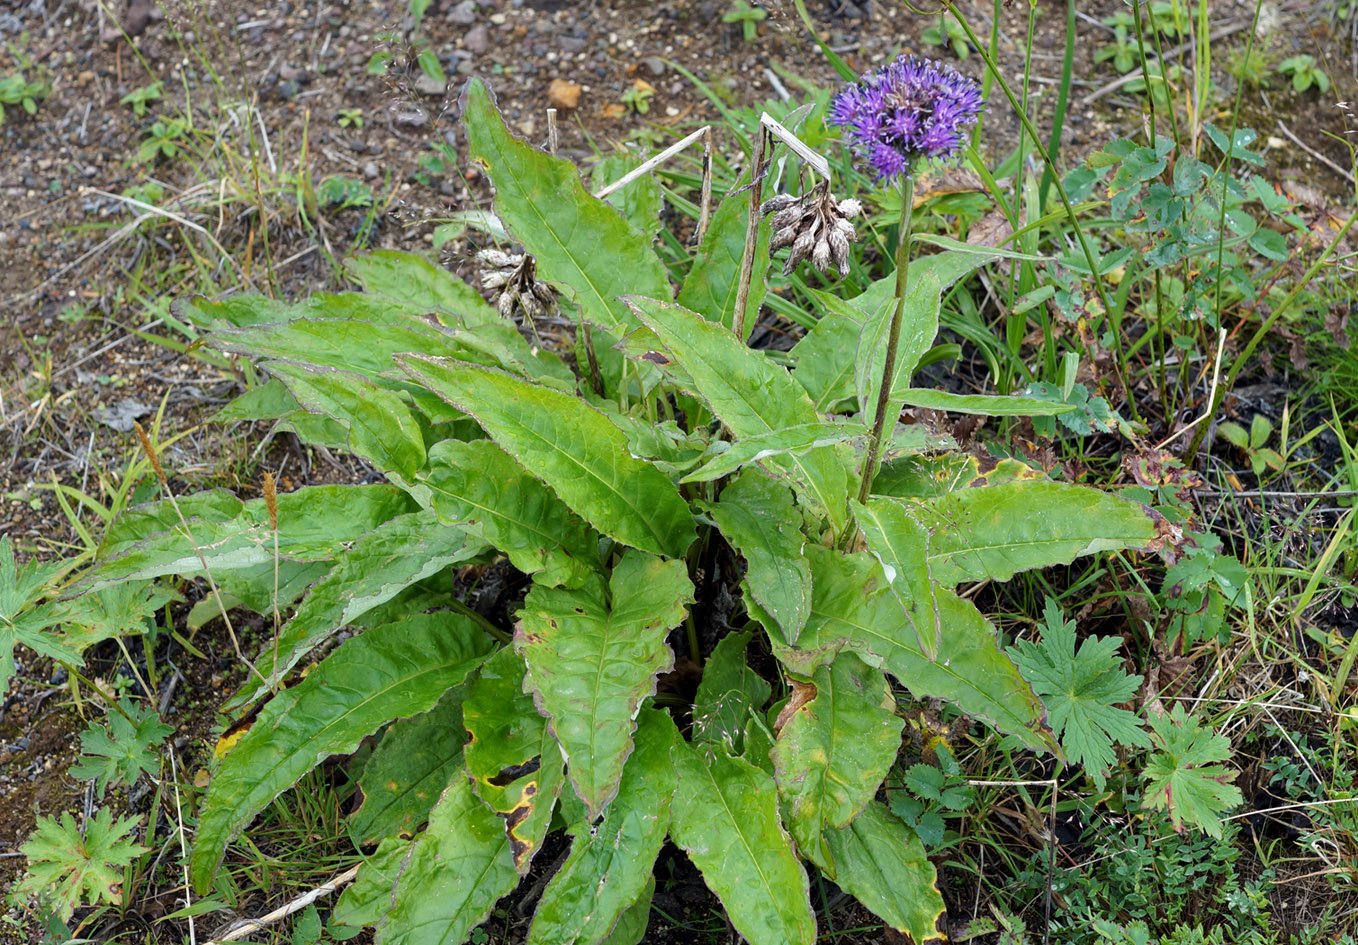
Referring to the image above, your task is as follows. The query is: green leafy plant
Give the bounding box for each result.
[1277,54,1330,93]
[620,80,654,115]
[69,698,173,798]
[17,809,149,922]
[337,107,364,129]
[0,71,47,122]
[723,0,768,42]
[1217,414,1285,477]
[119,80,164,117]
[137,116,192,163]
[10,77,1178,943]
[1008,598,1149,788]
[1141,705,1243,838]
[922,17,970,59]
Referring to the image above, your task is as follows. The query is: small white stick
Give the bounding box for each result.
[593,125,710,199]
[697,126,713,243]
[1155,327,1227,450]
[759,112,830,180]
[546,107,559,155]
[204,864,361,943]
[166,746,197,945]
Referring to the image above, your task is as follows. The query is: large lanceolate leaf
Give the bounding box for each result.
[421,438,598,589]
[895,388,1077,416]
[344,250,499,324]
[670,743,816,945]
[227,513,486,711]
[854,271,943,420]
[823,801,945,941]
[785,547,1056,754]
[517,553,692,816]
[771,653,904,865]
[852,499,942,660]
[211,317,455,379]
[379,777,519,945]
[190,613,495,893]
[460,77,670,333]
[692,630,772,756]
[87,485,416,591]
[527,708,678,945]
[682,422,863,485]
[701,471,811,644]
[871,453,1045,500]
[265,362,426,482]
[330,837,410,935]
[626,297,850,528]
[676,192,769,337]
[350,688,469,845]
[398,356,694,557]
[462,647,562,872]
[905,481,1161,586]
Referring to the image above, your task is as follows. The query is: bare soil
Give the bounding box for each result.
[1,0,1355,941]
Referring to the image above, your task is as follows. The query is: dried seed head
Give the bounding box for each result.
[761,180,859,279]
[477,249,558,324]
[133,420,166,486]
[262,472,278,530]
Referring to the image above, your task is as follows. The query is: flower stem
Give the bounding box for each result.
[856,174,916,507]
[732,128,768,343]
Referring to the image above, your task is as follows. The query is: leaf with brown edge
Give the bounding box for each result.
[517,552,692,818]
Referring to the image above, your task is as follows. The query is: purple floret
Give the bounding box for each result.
[828,56,985,184]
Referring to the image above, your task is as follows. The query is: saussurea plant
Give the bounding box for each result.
[25,71,1188,943]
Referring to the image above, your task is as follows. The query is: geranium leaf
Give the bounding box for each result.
[1141,705,1242,838]
[19,809,148,921]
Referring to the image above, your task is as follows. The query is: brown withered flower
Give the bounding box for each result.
[761,180,861,277]
[476,248,558,321]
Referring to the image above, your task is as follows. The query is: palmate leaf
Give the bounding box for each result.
[190,612,495,894]
[527,708,678,945]
[701,471,812,644]
[227,512,487,712]
[676,191,770,338]
[460,77,671,334]
[1141,705,1242,838]
[822,800,945,942]
[398,355,694,558]
[19,809,149,921]
[379,776,519,945]
[1007,598,1147,787]
[517,552,692,817]
[782,547,1056,754]
[462,646,562,873]
[905,481,1161,586]
[626,296,851,529]
[669,742,816,945]
[70,698,173,798]
[421,438,598,589]
[349,688,469,845]
[771,653,904,866]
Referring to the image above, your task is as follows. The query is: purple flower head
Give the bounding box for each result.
[828,56,985,184]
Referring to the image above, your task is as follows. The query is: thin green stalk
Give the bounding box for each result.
[446,597,511,645]
[856,175,916,507]
[1039,0,1075,211]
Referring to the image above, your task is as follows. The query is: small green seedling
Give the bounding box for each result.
[120,81,163,117]
[620,82,654,115]
[338,107,364,129]
[1095,14,1137,74]
[138,116,191,162]
[1217,414,1284,477]
[0,71,47,122]
[1277,55,1330,93]
[722,0,767,43]
[922,18,970,59]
